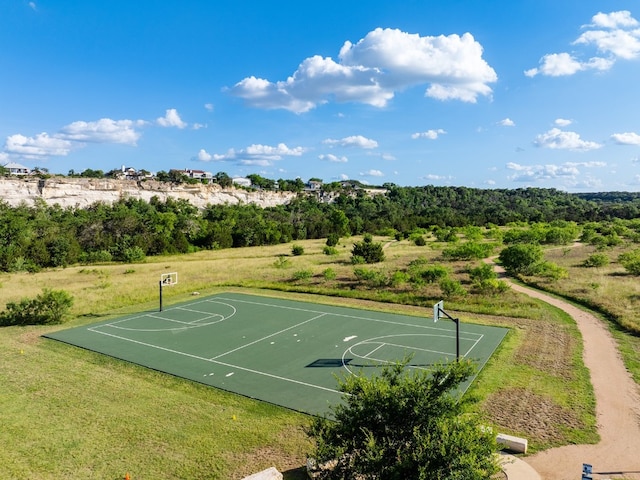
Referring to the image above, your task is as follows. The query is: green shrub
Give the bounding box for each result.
[413,235,426,246]
[581,253,609,268]
[322,268,337,280]
[323,246,339,256]
[273,255,291,269]
[353,267,389,287]
[411,265,449,284]
[498,243,543,275]
[122,246,146,263]
[467,263,496,282]
[291,244,305,256]
[292,269,313,281]
[472,278,510,295]
[351,238,385,264]
[0,289,74,326]
[439,278,467,298]
[326,233,340,247]
[442,242,495,261]
[619,250,640,275]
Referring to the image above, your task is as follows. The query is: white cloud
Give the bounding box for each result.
[360,169,384,177]
[497,118,515,127]
[507,160,605,182]
[554,118,573,127]
[28,2,37,10]
[199,143,306,166]
[411,129,447,139]
[533,128,603,151]
[5,132,74,158]
[59,118,144,145]
[526,10,640,77]
[204,103,214,111]
[339,174,349,180]
[156,108,187,128]
[197,149,212,161]
[319,154,348,163]
[230,27,497,112]
[424,174,449,180]
[611,132,640,145]
[323,135,378,149]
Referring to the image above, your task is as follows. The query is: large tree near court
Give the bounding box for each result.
[307,358,500,479]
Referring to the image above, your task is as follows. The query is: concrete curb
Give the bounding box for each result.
[499,452,541,480]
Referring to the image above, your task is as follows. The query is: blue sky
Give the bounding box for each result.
[2,1,640,191]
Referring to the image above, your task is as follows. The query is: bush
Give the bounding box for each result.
[323,246,338,256]
[292,269,313,281]
[273,255,291,269]
[413,235,427,246]
[467,263,496,282]
[619,250,640,275]
[353,267,389,287]
[0,289,74,326]
[439,278,467,298]
[472,278,510,295]
[351,238,385,264]
[291,244,305,256]
[308,359,499,479]
[410,265,449,285]
[442,242,495,261]
[581,253,609,268]
[326,233,339,247]
[322,268,337,280]
[498,243,543,275]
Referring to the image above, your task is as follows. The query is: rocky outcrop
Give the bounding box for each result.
[0,177,297,209]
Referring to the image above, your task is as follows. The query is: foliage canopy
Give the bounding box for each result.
[308,358,500,479]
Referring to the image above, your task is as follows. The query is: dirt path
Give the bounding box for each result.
[498,270,640,479]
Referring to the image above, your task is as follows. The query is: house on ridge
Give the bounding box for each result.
[2,162,31,176]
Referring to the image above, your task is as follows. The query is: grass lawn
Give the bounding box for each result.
[0,235,609,478]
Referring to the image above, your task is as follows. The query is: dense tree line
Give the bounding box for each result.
[0,185,637,272]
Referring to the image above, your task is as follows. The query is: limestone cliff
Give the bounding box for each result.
[0,177,297,209]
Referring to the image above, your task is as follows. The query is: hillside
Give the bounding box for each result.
[0,177,296,209]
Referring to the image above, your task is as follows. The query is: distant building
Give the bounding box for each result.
[2,162,31,176]
[176,169,213,180]
[232,177,251,188]
[306,180,323,191]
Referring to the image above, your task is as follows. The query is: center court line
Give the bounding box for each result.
[87,327,342,395]
[209,312,328,360]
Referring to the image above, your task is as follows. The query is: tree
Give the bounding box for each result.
[498,243,543,275]
[351,234,385,264]
[308,358,500,479]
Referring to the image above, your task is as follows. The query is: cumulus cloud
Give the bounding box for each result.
[611,132,640,145]
[412,129,447,139]
[229,27,497,112]
[198,143,306,166]
[554,118,573,127]
[525,10,640,77]
[323,135,378,149]
[533,128,603,151]
[197,149,213,161]
[59,118,144,145]
[507,160,605,182]
[424,174,450,181]
[319,153,348,163]
[156,108,187,128]
[5,133,74,158]
[360,169,384,177]
[497,118,515,127]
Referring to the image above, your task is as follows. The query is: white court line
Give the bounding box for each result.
[217,296,483,338]
[87,328,342,395]
[209,313,328,360]
[363,343,385,359]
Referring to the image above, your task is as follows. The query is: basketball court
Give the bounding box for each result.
[45,291,508,416]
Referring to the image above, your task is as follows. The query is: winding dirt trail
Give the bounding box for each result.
[497,268,640,479]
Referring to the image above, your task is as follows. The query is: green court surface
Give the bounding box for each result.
[45,292,508,416]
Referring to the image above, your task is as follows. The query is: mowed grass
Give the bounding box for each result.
[0,236,604,477]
